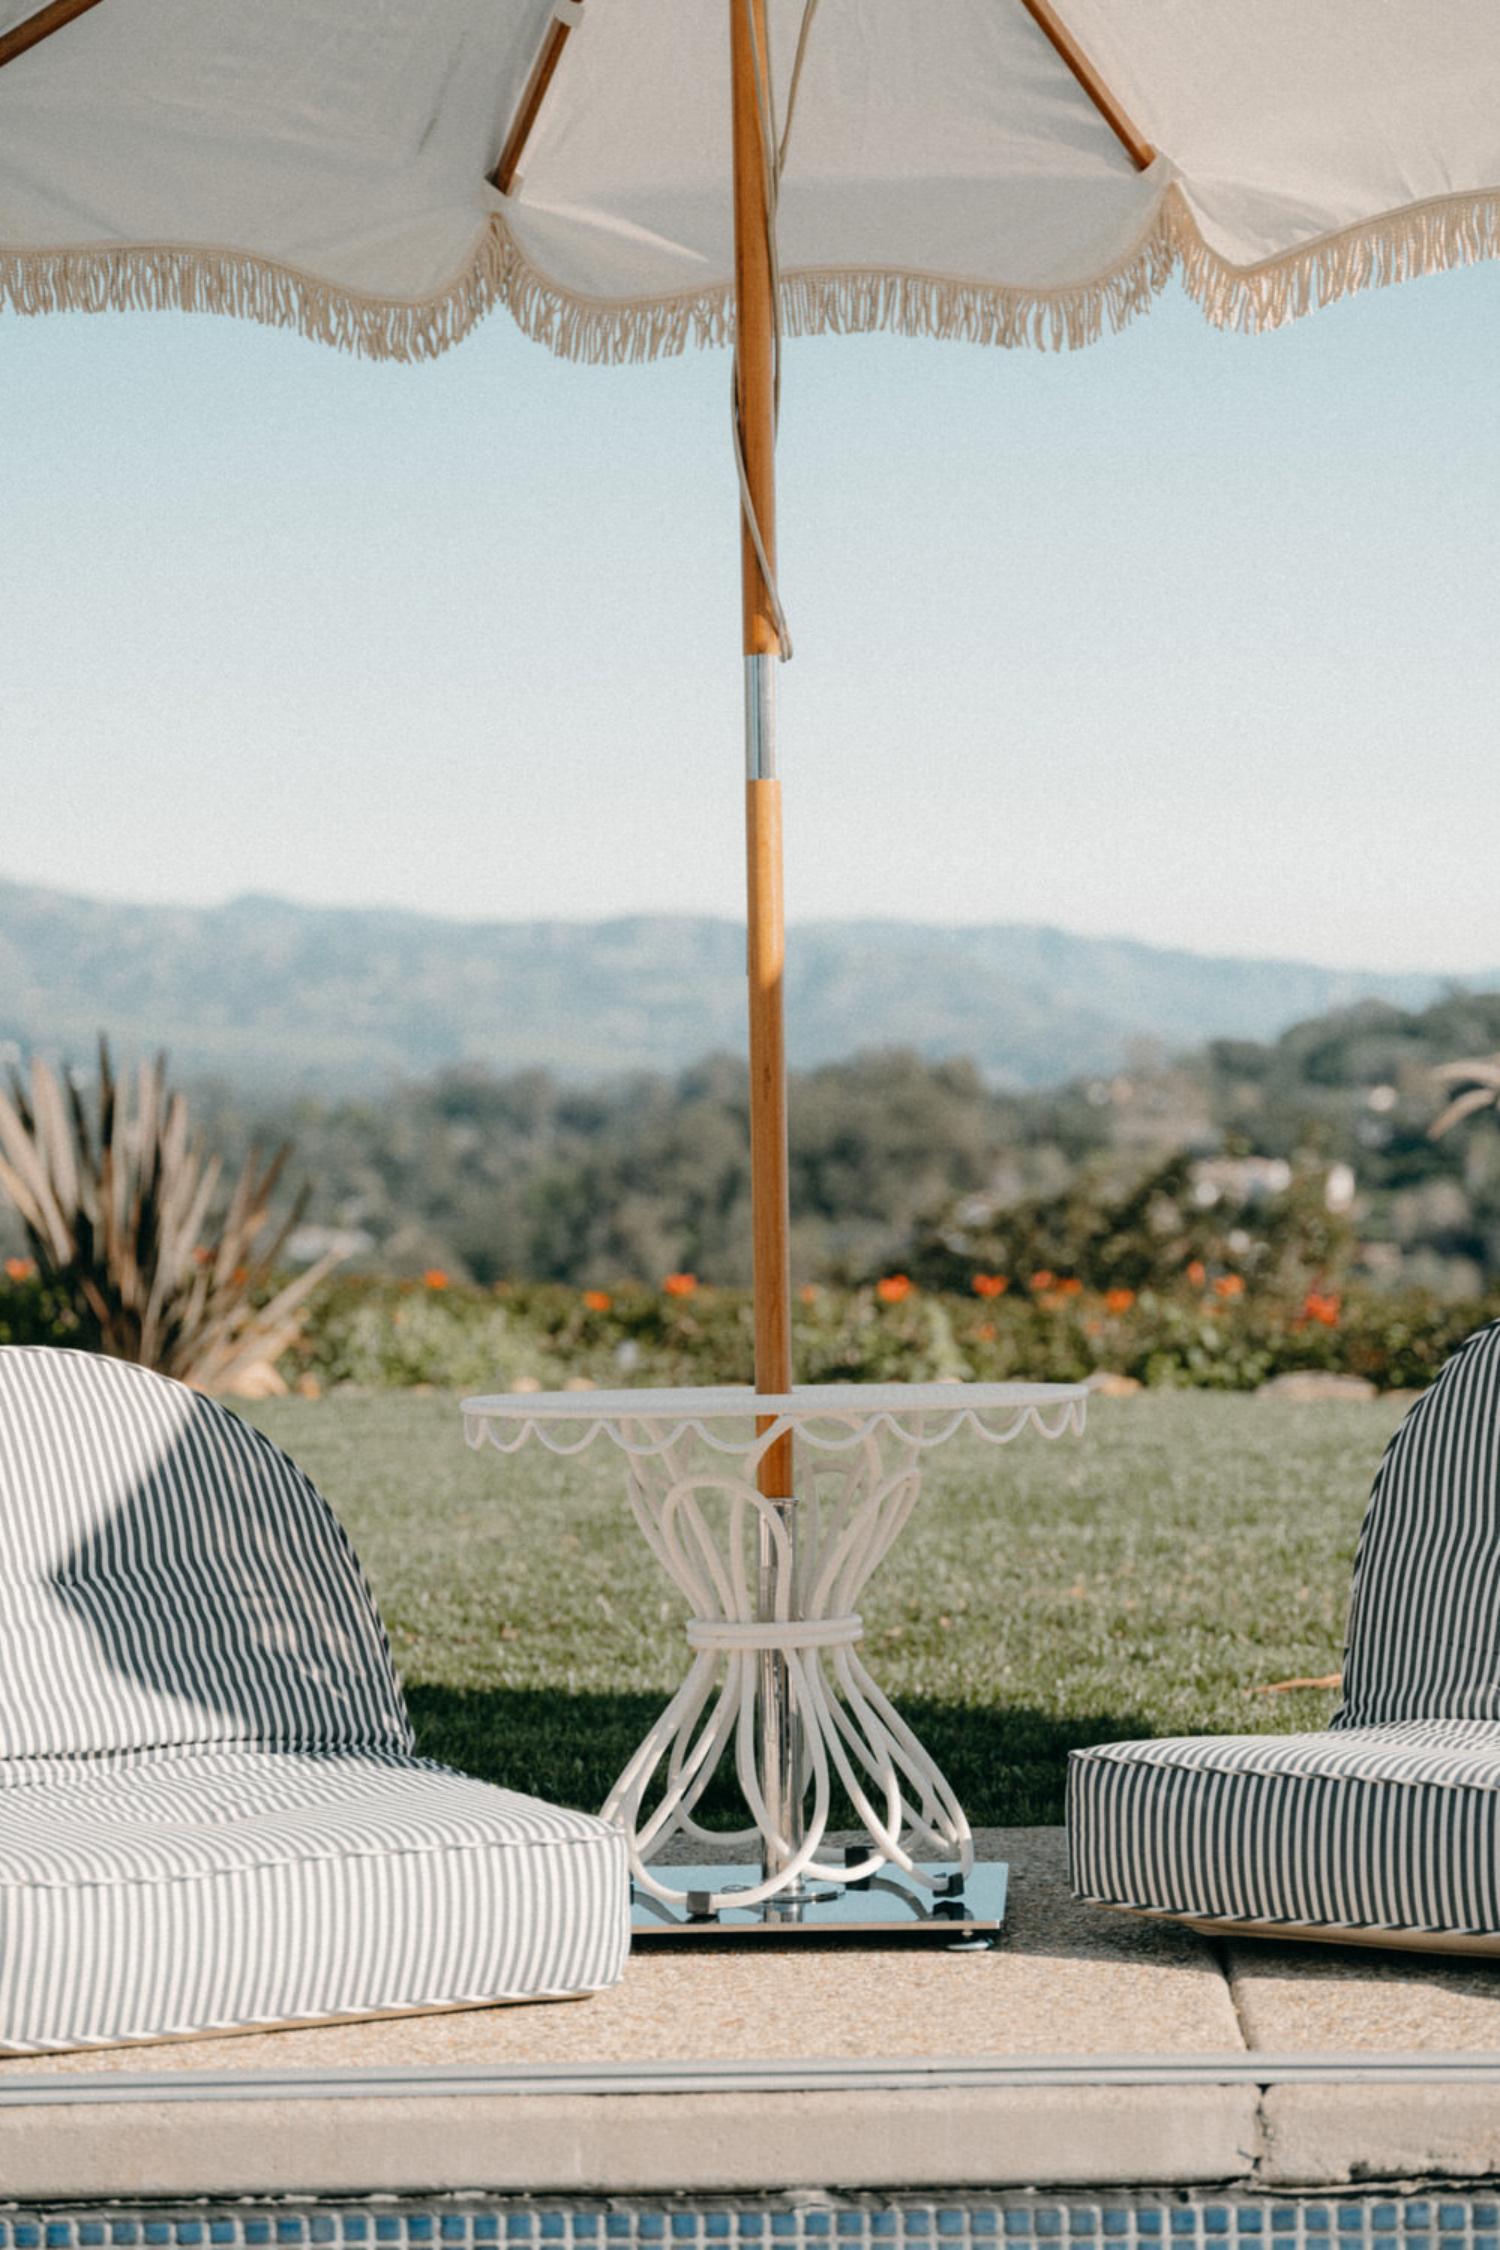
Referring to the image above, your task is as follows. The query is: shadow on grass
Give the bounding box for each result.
[405,1683,1153,1830]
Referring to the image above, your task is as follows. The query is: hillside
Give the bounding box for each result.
[0,877,1469,1093]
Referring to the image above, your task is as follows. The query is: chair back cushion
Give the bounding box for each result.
[1337,1320,1500,1728]
[0,1347,413,1768]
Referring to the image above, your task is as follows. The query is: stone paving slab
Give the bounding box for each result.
[1226,1937,1500,2052]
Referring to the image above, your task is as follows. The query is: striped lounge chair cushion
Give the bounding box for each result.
[0,1348,628,2049]
[1069,1322,1500,1944]
[1068,1719,1500,1938]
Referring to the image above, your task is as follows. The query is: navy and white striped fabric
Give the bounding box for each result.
[0,1348,627,2050]
[1069,1322,1500,1943]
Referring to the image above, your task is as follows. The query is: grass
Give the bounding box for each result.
[240,1389,1407,1828]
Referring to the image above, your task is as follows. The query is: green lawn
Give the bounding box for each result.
[240,1389,1407,1828]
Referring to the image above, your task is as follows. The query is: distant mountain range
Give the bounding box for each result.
[0,877,1484,1094]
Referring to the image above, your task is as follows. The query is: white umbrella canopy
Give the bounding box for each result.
[3,0,1500,359]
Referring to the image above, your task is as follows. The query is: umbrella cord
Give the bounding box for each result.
[732,0,821,664]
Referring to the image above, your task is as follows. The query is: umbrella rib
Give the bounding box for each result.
[491,2,582,196]
[1015,0,1156,173]
[0,0,107,70]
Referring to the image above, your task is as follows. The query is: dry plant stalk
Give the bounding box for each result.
[0,1040,339,1391]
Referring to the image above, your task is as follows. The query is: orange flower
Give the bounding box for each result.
[583,1289,612,1313]
[1302,1290,1341,1328]
[1029,1270,1056,1293]
[1057,1277,1083,1297]
[1214,1273,1245,1299]
[662,1272,698,1298]
[971,1273,1009,1299]
[423,1269,450,1290]
[1104,1287,1136,1315]
[1186,1260,1207,1288]
[3,1257,35,1283]
[875,1274,913,1304]
[975,1321,996,1342]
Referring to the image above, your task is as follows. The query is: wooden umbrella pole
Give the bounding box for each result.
[730,0,802,1893]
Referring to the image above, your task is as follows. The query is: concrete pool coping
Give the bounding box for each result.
[4,1832,1500,2200]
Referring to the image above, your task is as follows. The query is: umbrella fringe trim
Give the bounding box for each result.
[1170,181,1500,333]
[2,187,1499,364]
[0,223,511,363]
[498,216,1176,362]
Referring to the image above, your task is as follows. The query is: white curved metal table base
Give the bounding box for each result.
[463,1382,1086,1935]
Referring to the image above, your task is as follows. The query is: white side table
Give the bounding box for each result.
[463,1380,1086,1940]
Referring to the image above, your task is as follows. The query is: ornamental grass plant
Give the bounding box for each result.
[0,1042,337,1390]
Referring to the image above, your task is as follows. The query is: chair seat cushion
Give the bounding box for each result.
[0,1748,629,2052]
[1068,1720,1500,1939]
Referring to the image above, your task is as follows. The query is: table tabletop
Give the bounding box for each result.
[462,1379,1088,1456]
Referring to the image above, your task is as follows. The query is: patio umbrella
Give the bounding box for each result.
[4,0,1499,1893]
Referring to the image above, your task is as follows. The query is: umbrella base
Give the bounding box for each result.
[629,1857,1007,1945]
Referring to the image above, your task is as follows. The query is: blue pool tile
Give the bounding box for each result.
[804,2221,830,2240]
[1068,2217,1097,2238]
[836,2223,863,2242]
[79,2229,107,2249]
[1104,2219,1131,2240]
[176,2229,203,2247]
[770,2222,798,2242]
[440,2224,467,2244]
[738,2223,765,2242]
[639,2220,664,2243]
[574,2222,599,2242]
[1204,2214,1231,2239]
[1170,2216,1198,2239]
[1402,2214,1431,2236]
[972,2216,998,2239]
[906,2222,931,2241]
[505,2222,533,2242]
[1035,2218,1062,2242]
[109,2231,138,2248]
[606,2224,632,2243]
[1473,2235,1497,2250]
[1236,2217,1264,2236]
[1373,2214,1399,2236]
[1438,2237,1466,2250]
[1305,2217,1330,2237]
[1004,2219,1030,2241]
[702,2225,729,2244]
[1477,2212,1500,2233]
[1137,2217,1163,2239]
[538,2223,566,2244]
[671,2223,698,2243]
[1438,2217,1468,2237]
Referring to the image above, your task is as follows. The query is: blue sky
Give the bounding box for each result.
[2,256,1497,971]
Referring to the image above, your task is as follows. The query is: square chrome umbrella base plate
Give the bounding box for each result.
[630,1859,1007,1944]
